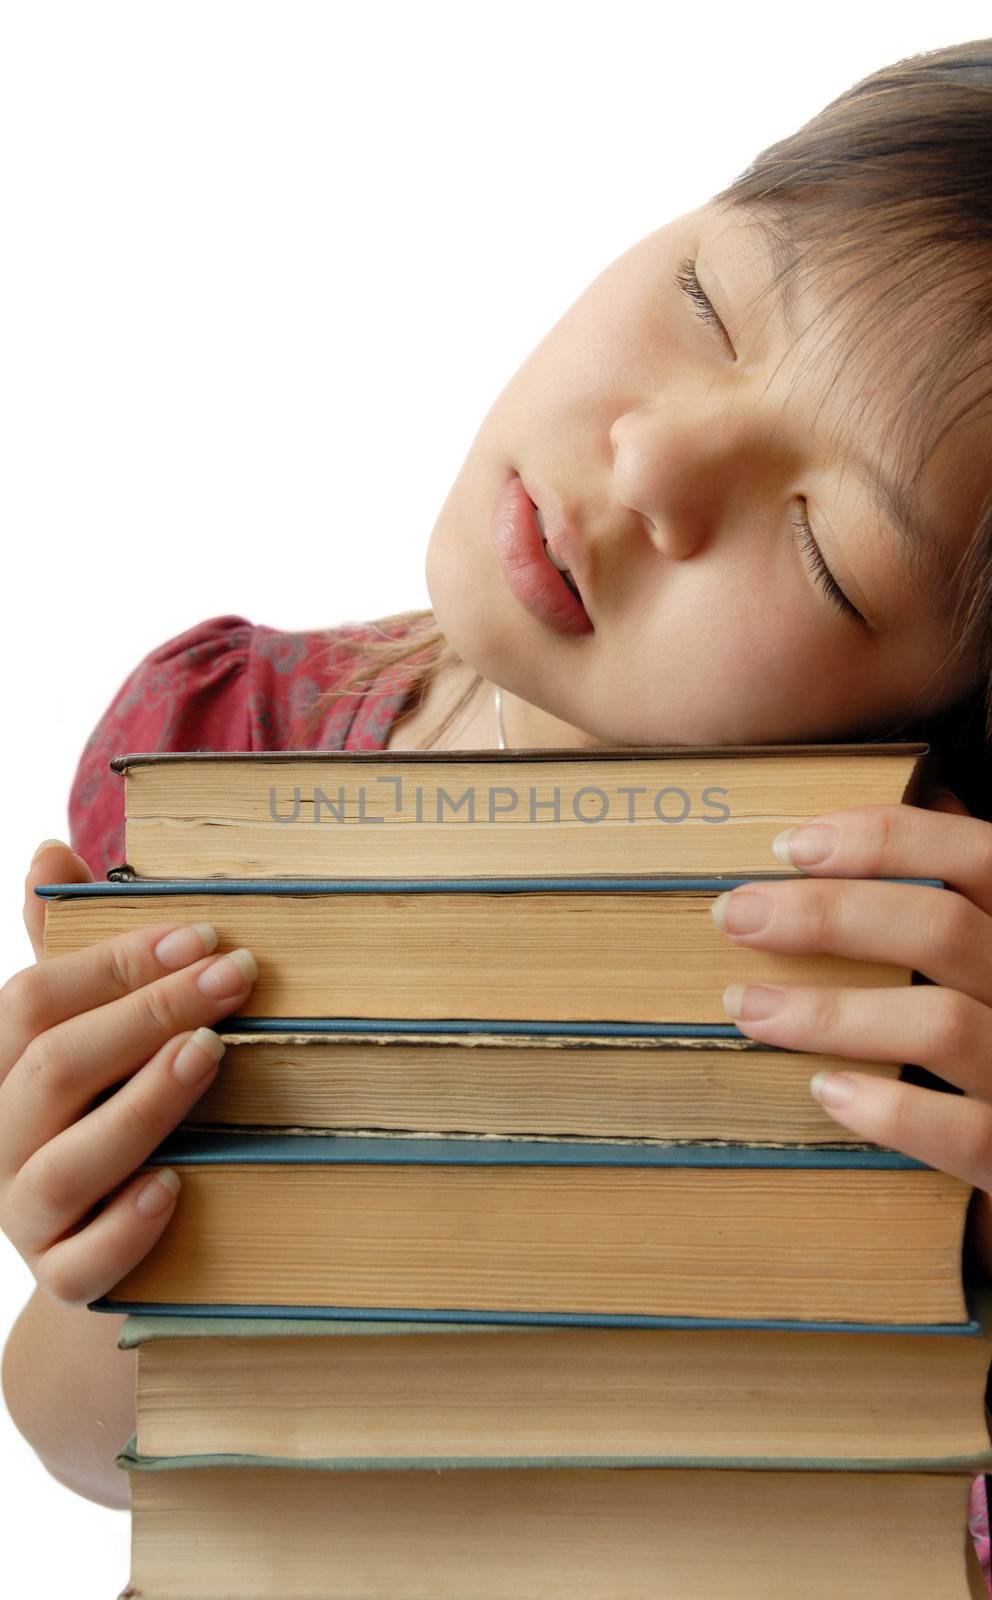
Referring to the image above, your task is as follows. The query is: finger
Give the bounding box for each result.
[0,946,257,1176]
[24,840,92,962]
[711,877,992,1010]
[0,916,226,1082]
[721,980,992,1101]
[8,1028,224,1261]
[769,802,992,916]
[29,1162,184,1310]
[804,1069,992,1195]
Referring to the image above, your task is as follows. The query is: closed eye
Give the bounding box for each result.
[675,256,870,631]
[791,501,868,628]
[674,257,735,358]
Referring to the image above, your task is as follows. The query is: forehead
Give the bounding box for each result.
[699,201,992,624]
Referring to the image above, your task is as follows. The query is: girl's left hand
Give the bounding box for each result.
[714,786,992,1279]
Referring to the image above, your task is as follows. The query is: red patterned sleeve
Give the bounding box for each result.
[67,615,255,879]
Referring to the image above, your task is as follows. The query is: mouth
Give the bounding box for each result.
[490,473,594,636]
[535,505,584,603]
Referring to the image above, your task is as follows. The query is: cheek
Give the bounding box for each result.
[500,269,674,429]
[599,584,878,740]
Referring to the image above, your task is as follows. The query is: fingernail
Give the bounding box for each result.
[31,838,67,864]
[772,823,837,866]
[723,983,785,1020]
[154,923,219,968]
[172,1027,226,1084]
[196,947,258,995]
[810,1071,857,1108]
[711,889,771,935]
[135,1167,181,1218]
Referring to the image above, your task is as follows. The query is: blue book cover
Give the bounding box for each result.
[35,873,946,897]
[113,1128,934,1168]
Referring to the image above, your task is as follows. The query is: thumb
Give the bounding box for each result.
[24,838,94,963]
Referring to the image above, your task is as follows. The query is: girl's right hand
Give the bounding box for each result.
[0,838,258,1308]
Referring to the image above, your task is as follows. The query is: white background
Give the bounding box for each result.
[2,4,989,1593]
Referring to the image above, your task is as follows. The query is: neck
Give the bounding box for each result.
[496,682,608,750]
[386,659,607,752]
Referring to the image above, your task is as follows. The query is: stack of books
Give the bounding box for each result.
[38,742,992,1597]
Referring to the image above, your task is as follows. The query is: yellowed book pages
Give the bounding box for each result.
[106,1159,971,1324]
[119,1465,984,1600]
[117,744,930,879]
[191,1030,901,1144]
[133,1319,992,1463]
[43,888,911,1024]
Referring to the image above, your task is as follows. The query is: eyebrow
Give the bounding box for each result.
[748,214,962,619]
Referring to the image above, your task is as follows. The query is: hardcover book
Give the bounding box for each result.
[107,741,933,880]
[38,873,941,1026]
[89,1131,973,1327]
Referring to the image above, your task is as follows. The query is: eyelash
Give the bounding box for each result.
[790,501,863,624]
[674,256,729,343]
[674,256,865,627]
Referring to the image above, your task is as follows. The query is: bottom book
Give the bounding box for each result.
[114,1444,988,1600]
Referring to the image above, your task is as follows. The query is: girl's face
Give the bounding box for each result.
[425,199,990,748]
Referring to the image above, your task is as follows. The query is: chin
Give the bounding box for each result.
[424,517,508,680]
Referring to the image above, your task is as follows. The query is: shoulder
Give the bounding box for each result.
[66,613,422,876]
[72,613,255,783]
[248,616,424,751]
[67,614,255,876]
[244,618,376,749]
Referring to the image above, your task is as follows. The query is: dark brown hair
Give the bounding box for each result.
[298,38,992,814]
[710,35,992,817]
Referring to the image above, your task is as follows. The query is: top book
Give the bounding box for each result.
[108,742,933,881]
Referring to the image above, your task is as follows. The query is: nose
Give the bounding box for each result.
[609,395,750,561]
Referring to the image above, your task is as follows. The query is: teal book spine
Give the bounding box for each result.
[90,1301,985,1334]
[114,1129,932,1168]
[35,874,946,896]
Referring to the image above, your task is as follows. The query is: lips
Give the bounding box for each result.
[490,473,594,635]
[535,507,583,600]
[548,551,584,604]
[527,479,593,622]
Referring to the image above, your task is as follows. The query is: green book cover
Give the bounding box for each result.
[114,1431,992,1476]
